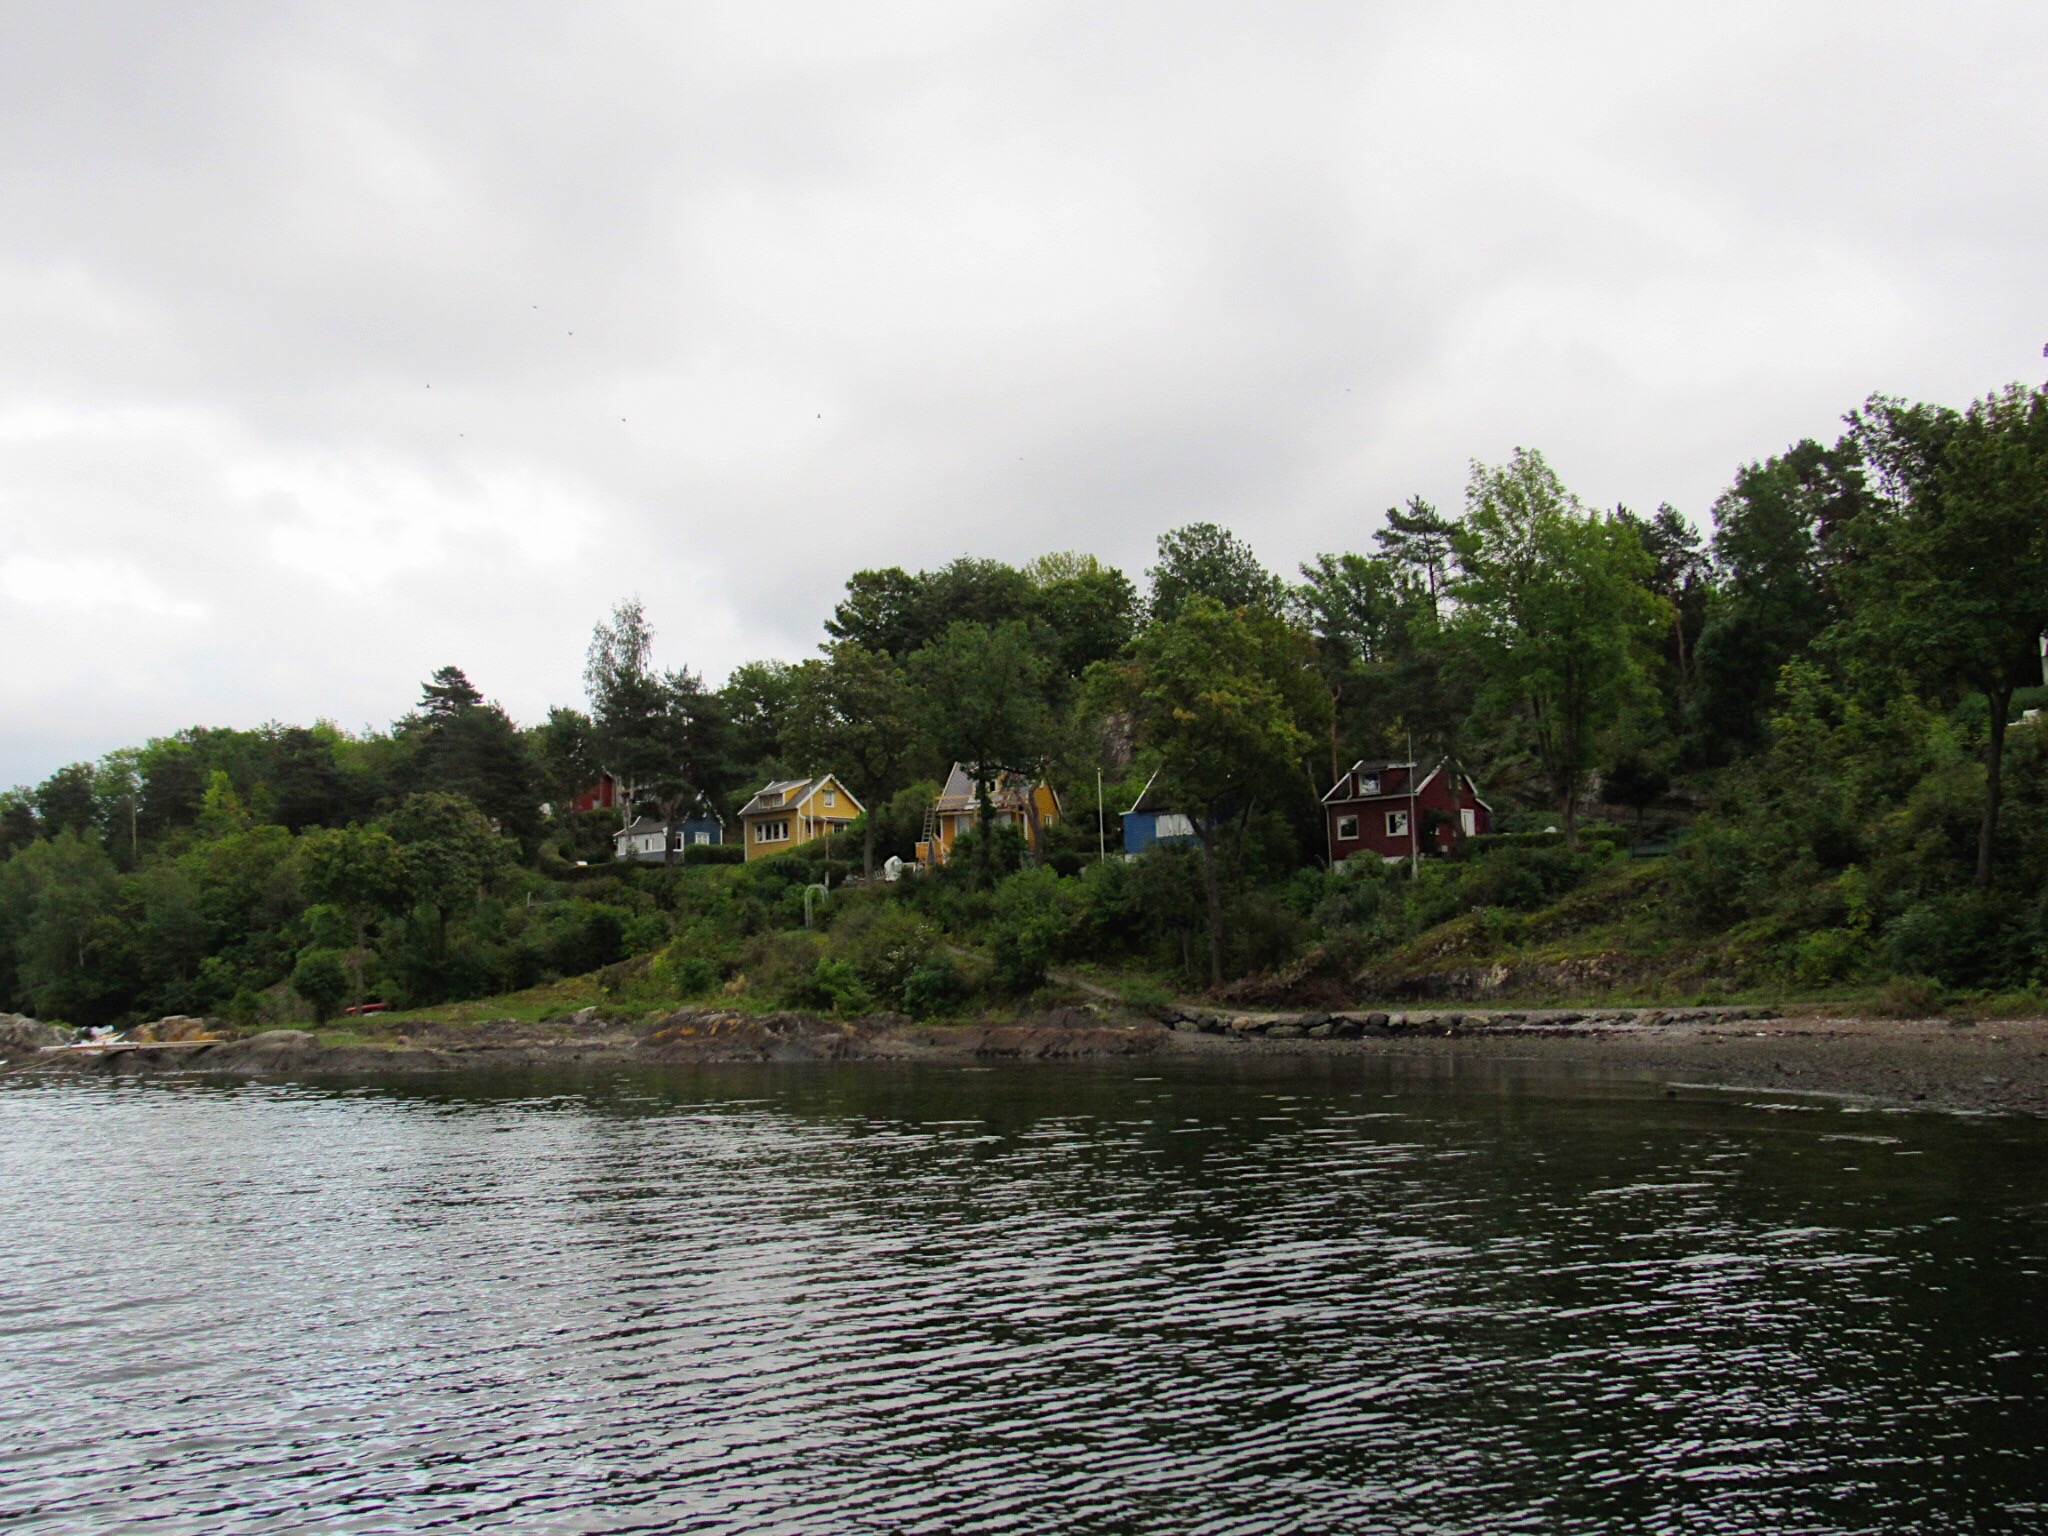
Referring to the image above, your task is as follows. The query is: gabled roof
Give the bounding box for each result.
[738,777,814,818]
[737,774,864,819]
[1125,767,1168,817]
[1322,758,1493,812]
[1322,760,1419,804]
[933,762,976,811]
[615,816,669,839]
[933,762,1047,817]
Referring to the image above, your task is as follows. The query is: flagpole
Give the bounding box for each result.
[1407,731,1419,879]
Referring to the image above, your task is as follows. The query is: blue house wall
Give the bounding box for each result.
[1122,810,1160,855]
[1123,810,1200,855]
[676,815,724,847]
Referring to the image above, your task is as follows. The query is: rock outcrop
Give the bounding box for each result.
[0,1014,64,1058]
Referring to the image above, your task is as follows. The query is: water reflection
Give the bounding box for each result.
[1,1060,2044,1533]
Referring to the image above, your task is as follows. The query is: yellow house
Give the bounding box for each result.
[736,774,865,861]
[916,762,1061,867]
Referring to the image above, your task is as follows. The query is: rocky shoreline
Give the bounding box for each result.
[7,1004,2047,1117]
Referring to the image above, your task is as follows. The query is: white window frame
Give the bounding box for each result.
[754,819,790,843]
[692,831,711,845]
[1386,809,1410,837]
[1460,808,1476,836]
[823,788,837,807]
[1335,814,1359,841]
[1359,775,1380,795]
[1156,813,1194,839]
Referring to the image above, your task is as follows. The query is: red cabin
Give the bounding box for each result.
[1322,759,1492,864]
[569,774,619,814]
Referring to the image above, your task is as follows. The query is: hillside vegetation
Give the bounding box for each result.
[5,377,2048,1026]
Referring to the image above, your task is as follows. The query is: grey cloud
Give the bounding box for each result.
[4,0,2046,784]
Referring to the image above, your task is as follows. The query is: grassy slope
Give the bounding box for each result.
[1357,857,1801,1006]
[368,856,1960,1029]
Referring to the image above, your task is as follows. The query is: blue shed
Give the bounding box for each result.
[1122,770,1200,856]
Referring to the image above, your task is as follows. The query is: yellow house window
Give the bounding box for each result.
[824,788,837,808]
[755,819,790,842]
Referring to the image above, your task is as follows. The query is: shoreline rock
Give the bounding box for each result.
[11,1003,2047,1119]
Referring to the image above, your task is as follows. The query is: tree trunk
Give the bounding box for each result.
[1559,769,1579,851]
[973,774,994,893]
[1327,683,1343,786]
[349,911,368,1011]
[862,817,875,883]
[1196,826,1224,990]
[1976,685,2012,889]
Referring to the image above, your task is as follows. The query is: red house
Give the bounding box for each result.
[1322,759,1492,864]
[569,774,619,814]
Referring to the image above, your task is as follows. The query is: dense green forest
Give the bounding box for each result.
[6,380,2047,1026]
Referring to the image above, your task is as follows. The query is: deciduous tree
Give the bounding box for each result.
[1146,523,1285,623]
[586,600,735,859]
[1847,384,2048,887]
[1109,598,1325,986]
[787,642,918,880]
[909,621,1051,888]
[1452,449,1665,847]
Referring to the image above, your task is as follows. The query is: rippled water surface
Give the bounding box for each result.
[3,1059,2045,1533]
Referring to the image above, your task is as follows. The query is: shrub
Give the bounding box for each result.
[940,821,1030,887]
[290,947,349,1022]
[1072,856,1138,955]
[546,900,631,976]
[1665,822,1750,930]
[902,957,971,1017]
[1791,926,1866,987]
[1225,891,1306,976]
[989,866,1077,992]
[1867,974,1944,1018]
[787,957,874,1015]
[652,940,723,999]
[833,900,940,1008]
[682,843,745,866]
[1116,975,1172,1011]
[743,928,823,999]
[621,911,670,955]
[1885,891,2025,989]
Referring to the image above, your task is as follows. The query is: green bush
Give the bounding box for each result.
[1867,974,1944,1018]
[740,927,820,999]
[832,899,940,1008]
[1225,891,1306,976]
[546,899,632,976]
[652,938,724,998]
[290,947,349,1022]
[902,957,971,1016]
[989,866,1077,992]
[1885,891,2025,988]
[1664,822,1750,930]
[940,821,1031,887]
[1791,926,1866,986]
[621,911,670,955]
[787,957,874,1014]
[682,843,745,865]
[1116,975,1172,1011]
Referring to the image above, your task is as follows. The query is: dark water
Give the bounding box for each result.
[2,1059,2044,1534]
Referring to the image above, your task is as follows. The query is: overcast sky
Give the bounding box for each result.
[3,1,2042,788]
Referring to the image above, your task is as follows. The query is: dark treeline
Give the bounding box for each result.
[6,379,2047,1024]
